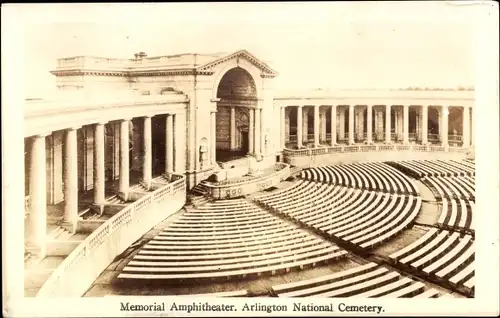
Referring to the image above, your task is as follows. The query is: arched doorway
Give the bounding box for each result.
[215,67,257,162]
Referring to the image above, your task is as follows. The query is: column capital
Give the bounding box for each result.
[120,118,132,122]
[143,114,154,119]
[210,109,218,114]
[95,121,108,126]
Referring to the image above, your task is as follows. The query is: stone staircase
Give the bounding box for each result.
[130,183,150,193]
[25,226,87,297]
[187,183,211,207]
[106,195,127,205]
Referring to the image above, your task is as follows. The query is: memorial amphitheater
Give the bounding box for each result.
[21,49,475,299]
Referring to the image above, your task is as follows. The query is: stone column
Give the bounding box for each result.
[174,113,186,174]
[314,105,320,146]
[339,108,345,141]
[330,105,337,146]
[297,106,303,148]
[348,105,354,144]
[320,108,327,143]
[28,134,47,258]
[260,108,265,156]
[303,107,309,143]
[471,107,475,146]
[63,127,79,232]
[211,111,217,165]
[93,122,106,205]
[377,109,384,140]
[463,106,470,147]
[142,116,152,189]
[281,106,286,149]
[367,105,373,143]
[441,106,449,146]
[385,105,391,143]
[421,105,428,144]
[403,105,409,144]
[255,107,261,159]
[359,108,365,141]
[394,109,400,141]
[249,108,255,154]
[416,110,421,140]
[230,106,236,150]
[119,119,130,200]
[354,109,359,140]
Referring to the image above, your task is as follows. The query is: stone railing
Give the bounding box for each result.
[283,143,470,167]
[283,144,469,157]
[36,174,186,298]
[203,163,290,200]
[209,165,284,186]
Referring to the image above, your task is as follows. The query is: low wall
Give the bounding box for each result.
[36,175,186,297]
[203,163,291,200]
[283,144,471,168]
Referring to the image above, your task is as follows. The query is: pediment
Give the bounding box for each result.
[196,50,278,78]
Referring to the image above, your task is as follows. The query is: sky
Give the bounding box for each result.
[13,2,482,97]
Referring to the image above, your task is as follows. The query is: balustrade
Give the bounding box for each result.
[283,143,468,157]
[36,175,186,297]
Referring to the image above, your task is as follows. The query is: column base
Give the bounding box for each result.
[25,242,47,260]
[162,172,174,182]
[60,220,78,233]
[90,203,105,215]
[140,180,152,191]
[117,191,129,202]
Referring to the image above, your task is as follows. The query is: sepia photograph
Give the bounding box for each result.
[2,2,499,317]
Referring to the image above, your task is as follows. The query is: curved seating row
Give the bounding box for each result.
[388,160,475,179]
[422,176,475,201]
[255,180,422,250]
[272,262,448,298]
[437,199,475,233]
[389,229,474,295]
[118,199,348,281]
[300,162,419,195]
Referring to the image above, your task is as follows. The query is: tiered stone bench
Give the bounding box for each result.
[118,199,347,281]
[300,162,419,195]
[389,229,474,296]
[388,159,475,179]
[422,176,475,201]
[272,262,449,298]
[254,179,421,250]
[437,199,475,234]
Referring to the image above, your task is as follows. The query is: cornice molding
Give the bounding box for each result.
[51,69,215,77]
[196,50,278,78]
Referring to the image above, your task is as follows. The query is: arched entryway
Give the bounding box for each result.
[215,67,258,162]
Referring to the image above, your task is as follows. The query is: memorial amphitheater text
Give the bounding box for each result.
[15,49,475,301]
